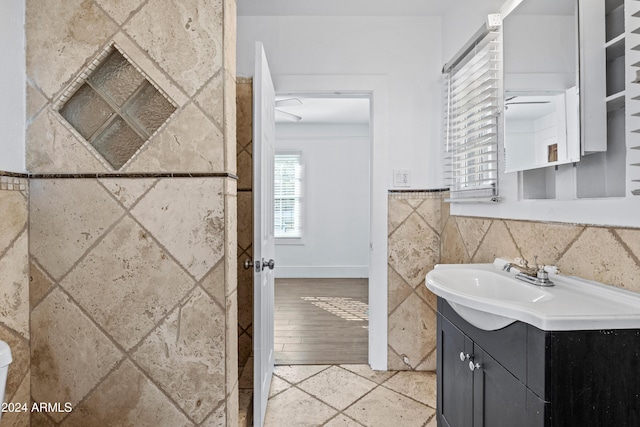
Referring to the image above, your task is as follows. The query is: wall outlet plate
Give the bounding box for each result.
[393,169,411,187]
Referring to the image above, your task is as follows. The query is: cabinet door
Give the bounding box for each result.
[438,314,473,427]
[472,345,527,427]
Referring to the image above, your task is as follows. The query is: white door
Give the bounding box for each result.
[253,42,276,427]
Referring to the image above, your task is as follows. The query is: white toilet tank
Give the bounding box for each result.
[0,340,12,422]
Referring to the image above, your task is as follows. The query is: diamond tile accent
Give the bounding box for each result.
[56,48,177,170]
[31,289,123,422]
[132,288,225,423]
[130,178,225,280]
[59,83,115,139]
[29,179,124,280]
[89,50,146,106]
[61,360,193,427]
[60,216,195,350]
[91,115,145,169]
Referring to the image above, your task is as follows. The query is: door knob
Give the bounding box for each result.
[261,259,275,271]
[243,259,254,270]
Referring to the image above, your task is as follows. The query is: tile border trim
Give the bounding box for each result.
[28,172,239,179]
[0,171,29,178]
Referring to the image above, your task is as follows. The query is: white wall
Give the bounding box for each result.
[237,15,443,189]
[274,123,370,278]
[0,0,26,173]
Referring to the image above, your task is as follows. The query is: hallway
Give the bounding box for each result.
[275,279,368,365]
[264,364,437,426]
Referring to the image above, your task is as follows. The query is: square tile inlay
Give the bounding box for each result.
[56,46,177,170]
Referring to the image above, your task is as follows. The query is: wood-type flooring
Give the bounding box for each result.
[274,278,369,365]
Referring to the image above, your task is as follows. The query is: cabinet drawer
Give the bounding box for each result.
[438,298,527,383]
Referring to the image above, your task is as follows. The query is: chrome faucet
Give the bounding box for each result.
[504,256,555,287]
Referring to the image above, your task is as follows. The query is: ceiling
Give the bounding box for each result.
[275,96,370,125]
[237,0,460,17]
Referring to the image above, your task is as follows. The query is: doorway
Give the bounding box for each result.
[272,93,371,364]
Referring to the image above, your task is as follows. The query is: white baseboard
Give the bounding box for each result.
[274,265,369,279]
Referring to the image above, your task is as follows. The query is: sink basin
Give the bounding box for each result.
[426,258,640,331]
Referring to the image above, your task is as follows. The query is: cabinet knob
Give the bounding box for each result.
[459,352,471,362]
[469,361,481,371]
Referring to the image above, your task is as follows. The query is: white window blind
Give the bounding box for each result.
[443,22,502,202]
[274,153,303,238]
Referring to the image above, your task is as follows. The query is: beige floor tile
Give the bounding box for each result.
[269,375,292,398]
[339,364,397,384]
[325,414,366,426]
[274,365,330,384]
[382,371,437,408]
[425,414,438,427]
[264,387,337,427]
[297,366,376,410]
[344,386,435,427]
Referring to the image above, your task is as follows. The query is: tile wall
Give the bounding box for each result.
[0,176,30,427]
[387,191,444,371]
[24,0,238,425]
[236,78,253,370]
[442,211,640,294]
[389,189,640,372]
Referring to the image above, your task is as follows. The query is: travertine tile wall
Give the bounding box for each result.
[0,176,30,427]
[236,78,253,370]
[25,0,238,425]
[442,212,640,294]
[389,189,640,373]
[387,192,444,371]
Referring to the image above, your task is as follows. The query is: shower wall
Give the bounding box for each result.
[25,0,237,425]
[0,176,30,427]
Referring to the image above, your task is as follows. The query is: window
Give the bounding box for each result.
[274,152,303,239]
[443,16,502,202]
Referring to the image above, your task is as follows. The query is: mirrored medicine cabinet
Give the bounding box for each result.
[503,0,629,201]
[503,0,580,174]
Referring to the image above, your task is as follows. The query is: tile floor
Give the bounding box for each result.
[264,364,437,427]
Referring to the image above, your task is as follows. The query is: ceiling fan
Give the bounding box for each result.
[505,96,550,110]
[275,98,303,122]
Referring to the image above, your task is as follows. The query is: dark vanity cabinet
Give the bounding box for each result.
[436,297,640,427]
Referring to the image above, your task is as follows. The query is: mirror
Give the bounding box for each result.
[503,0,581,173]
